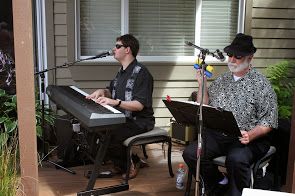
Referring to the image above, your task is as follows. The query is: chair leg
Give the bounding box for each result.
[167,138,174,177]
[273,153,280,190]
[125,146,132,184]
[250,170,254,188]
[142,144,148,159]
[185,169,193,196]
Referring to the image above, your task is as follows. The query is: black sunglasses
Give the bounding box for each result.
[115,44,126,49]
[227,53,243,60]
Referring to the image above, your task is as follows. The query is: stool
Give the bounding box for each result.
[185,146,276,195]
[123,127,174,183]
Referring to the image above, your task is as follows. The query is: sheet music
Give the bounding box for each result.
[179,100,215,109]
[70,86,121,114]
[163,99,241,137]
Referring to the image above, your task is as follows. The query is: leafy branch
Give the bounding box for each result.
[0,89,56,146]
[266,60,295,119]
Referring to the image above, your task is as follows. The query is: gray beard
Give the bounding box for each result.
[228,61,250,73]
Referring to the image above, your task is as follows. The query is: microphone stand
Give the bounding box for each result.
[185,41,225,196]
[195,52,207,196]
[35,70,76,174]
[35,55,107,174]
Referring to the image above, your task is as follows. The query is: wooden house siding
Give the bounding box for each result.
[53,0,75,86]
[250,0,295,67]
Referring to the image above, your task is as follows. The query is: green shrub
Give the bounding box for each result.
[0,89,55,146]
[266,60,295,119]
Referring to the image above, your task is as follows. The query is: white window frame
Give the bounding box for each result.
[35,0,49,104]
[75,0,245,64]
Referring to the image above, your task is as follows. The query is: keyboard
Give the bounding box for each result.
[46,85,125,128]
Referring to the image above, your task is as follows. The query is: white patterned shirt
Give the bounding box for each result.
[208,68,278,131]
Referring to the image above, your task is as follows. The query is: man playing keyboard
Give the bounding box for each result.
[86,34,154,179]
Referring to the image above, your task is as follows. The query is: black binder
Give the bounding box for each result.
[163,99,241,137]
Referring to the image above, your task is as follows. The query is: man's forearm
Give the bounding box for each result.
[118,100,144,112]
[248,125,272,142]
[197,85,209,104]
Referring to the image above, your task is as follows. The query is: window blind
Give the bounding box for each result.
[80,0,121,56]
[129,0,196,56]
[79,0,239,58]
[200,0,238,52]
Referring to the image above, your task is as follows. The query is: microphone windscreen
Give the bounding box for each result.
[108,50,114,56]
[216,49,225,62]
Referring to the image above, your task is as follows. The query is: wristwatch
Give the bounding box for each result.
[116,99,121,107]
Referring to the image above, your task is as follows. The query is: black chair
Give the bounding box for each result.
[122,127,174,183]
[185,146,276,196]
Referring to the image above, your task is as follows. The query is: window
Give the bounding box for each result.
[79,1,121,56]
[200,0,240,51]
[129,0,195,56]
[77,0,244,62]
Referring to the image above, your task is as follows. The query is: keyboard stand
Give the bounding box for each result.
[77,129,129,196]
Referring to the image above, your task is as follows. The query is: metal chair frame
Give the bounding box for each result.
[123,127,174,184]
[185,146,276,195]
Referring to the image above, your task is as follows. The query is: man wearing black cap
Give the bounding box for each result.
[183,33,278,196]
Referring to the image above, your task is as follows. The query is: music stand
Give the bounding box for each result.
[163,100,241,138]
[164,99,241,194]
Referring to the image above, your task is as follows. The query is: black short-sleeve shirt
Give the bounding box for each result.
[108,59,155,130]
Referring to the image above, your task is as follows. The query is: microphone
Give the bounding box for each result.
[185,41,225,62]
[216,49,225,62]
[84,50,113,60]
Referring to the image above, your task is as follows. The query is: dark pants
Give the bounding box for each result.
[182,129,270,196]
[106,119,147,171]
